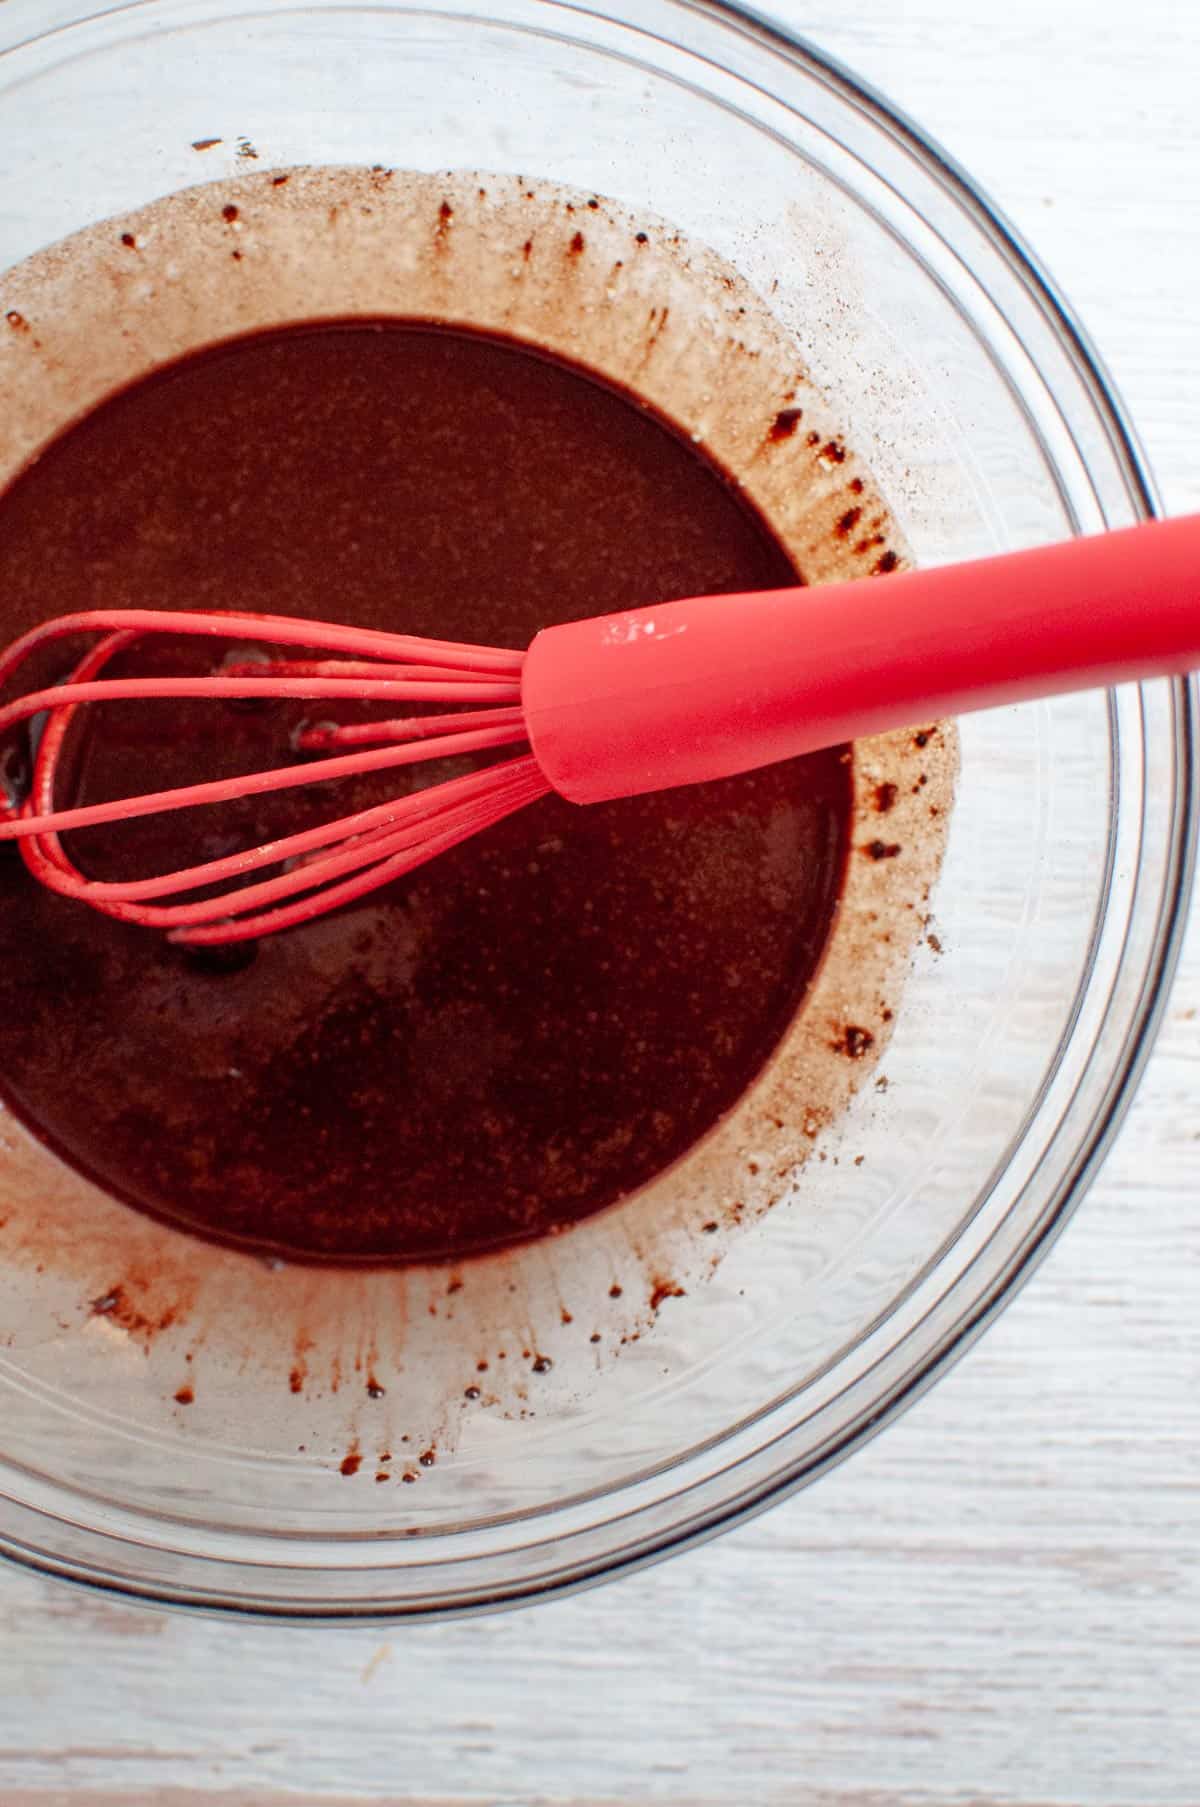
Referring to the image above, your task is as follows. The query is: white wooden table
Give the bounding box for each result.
[3,1,1199,1802]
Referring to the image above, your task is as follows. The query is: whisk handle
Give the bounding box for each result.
[522,513,1200,804]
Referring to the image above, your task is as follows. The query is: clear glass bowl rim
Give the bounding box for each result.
[0,0,1192,1622]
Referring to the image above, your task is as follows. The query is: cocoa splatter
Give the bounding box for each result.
[89,1284,177,1340]
[768,407,803,442]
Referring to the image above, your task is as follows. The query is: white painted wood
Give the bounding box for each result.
[0,0,1198,1802]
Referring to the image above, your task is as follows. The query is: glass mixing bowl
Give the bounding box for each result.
[0,0,1191,1619]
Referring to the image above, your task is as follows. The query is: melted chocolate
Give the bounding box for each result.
[0,322,850,1262]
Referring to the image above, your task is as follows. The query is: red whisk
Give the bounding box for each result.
[1,513,1198,946]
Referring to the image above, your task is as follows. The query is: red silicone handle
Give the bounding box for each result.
[522,513,1200,805]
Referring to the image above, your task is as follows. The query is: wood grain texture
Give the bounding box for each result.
[1,1,1198,1803]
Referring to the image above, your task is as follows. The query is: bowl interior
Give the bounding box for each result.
[0,0,1186,1616]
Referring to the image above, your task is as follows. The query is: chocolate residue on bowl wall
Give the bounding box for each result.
[0,167,954,1486]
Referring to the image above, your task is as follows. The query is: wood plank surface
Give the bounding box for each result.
[0,0,1197,1802]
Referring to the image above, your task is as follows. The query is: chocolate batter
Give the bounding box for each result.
[0,321,851,1263]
